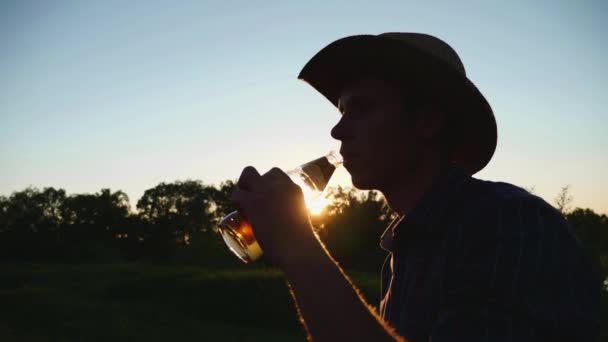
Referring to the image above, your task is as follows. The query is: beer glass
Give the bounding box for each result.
[216,151,343,263]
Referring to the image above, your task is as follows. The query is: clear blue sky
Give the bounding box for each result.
[1,0,606,214]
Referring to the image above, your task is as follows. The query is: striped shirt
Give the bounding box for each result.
[378,165,600,342]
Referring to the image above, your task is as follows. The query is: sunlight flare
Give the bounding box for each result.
[300,185,330,215]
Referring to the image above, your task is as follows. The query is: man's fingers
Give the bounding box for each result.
[264,167,290,182]
[230,188,252,205]
[238,166,263,192]
[230,189,255,216]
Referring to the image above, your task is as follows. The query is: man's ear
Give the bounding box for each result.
[414,106,446,140]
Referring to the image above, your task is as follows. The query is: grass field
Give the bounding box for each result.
[0,263,380,341]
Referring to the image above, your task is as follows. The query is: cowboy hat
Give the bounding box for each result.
[298,32,497,175]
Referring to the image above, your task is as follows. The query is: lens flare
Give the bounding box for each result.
[300,183,329,215]
[308,195,329,215]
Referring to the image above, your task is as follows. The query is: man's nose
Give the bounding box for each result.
[330,116,352,141]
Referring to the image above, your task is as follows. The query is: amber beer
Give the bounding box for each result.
[216,151,342,263]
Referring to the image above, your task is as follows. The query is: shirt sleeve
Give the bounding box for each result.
[429,197,601,342]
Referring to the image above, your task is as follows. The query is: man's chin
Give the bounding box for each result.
[350,174,375,191]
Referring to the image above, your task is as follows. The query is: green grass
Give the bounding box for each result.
[0,263,380,341]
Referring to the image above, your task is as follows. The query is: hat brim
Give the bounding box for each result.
[298,34,497,175]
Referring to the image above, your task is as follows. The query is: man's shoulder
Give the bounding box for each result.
[460,177,557,215]
[445,176,580,259]
[452,177,568,234]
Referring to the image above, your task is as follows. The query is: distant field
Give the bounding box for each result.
[0,263,380,342]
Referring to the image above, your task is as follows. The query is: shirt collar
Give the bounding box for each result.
[380,164,470,252]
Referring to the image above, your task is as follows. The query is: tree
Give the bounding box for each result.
[136,180,220,258]
[208,180,237,222]
[60,188,132,261]
[554,185,574,214]
[0,195,8,232]
[566,208,608,289]
[314,187,396,272]
[0,187,66,233]
[565,207,608,340]
[523,186,536,195]
[0,187,67,260]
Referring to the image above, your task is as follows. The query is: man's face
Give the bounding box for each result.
[332,78,420,191]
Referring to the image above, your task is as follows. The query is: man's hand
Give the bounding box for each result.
[231,166,403,342]
[231,166,319,268]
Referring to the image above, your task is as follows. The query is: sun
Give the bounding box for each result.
[298,183,330,216]
[288,170,333,216]
[307,195,329,215]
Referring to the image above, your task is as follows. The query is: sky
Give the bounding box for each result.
[1,0,606,214]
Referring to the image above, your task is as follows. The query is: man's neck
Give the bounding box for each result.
[381,155,443,217]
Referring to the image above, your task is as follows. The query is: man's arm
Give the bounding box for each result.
[231,166,405,342]
[282,234,404,342]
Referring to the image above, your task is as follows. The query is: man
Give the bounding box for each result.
[232,33,600,341]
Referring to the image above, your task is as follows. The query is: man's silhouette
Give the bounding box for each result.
[232,33,600,341]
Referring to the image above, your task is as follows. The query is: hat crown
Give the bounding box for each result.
[379,32,466,76]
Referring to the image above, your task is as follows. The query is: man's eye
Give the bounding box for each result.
[347,104,372,117]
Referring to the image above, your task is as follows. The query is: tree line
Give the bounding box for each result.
[0,181,606,284]
[0,181,234,265]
